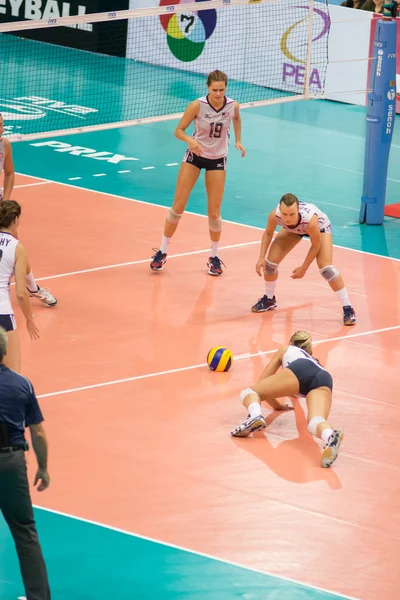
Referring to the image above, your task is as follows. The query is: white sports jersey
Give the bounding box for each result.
[275,201,331,235]
[193,96,235,159]
[0,232,18,314]
[282,345,326,371]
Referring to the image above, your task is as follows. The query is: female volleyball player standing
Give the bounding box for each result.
[251,193,356,326]
[231,330,344,469]
[150,69,246,276]
[0,201,55,373]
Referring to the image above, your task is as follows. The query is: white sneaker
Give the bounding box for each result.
[28,286,57,307]
[231,414,266,438]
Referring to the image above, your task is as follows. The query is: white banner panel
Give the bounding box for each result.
[325,5,372,106]
[127,0,372,107]
[126,0,330,97]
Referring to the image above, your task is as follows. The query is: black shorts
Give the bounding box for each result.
[183,150,226,171]
[285,358,333,396]
[0,314,16,332]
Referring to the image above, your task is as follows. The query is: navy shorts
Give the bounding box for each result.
[0,314,16,332]
[285,358,333,396]
[184,151,226,171]
[299,225,332,238]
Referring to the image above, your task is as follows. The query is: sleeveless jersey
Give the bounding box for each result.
[275,201,331,235]
[193,96,235,159]
[282,345,326,371]
[0,232,19,314]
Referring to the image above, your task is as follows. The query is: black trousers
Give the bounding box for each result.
[0,450,50,600]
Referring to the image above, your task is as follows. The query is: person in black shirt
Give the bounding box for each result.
[0,326,51,599]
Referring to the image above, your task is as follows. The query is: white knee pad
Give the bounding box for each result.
[319,265,339,282]
[240,388,256,403]
[208,216,222,232]
[308,416,326,437]
[166,208,183,224]
[265,259,279,275]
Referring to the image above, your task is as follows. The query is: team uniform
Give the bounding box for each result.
[183,95,235,170]
[0,232,19,331]
[231,345,344,467]
[275,201,332,236]
[251,200,356,326]
[281,345,333,396]
[150,95,236,274]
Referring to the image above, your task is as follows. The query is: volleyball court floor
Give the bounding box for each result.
[1,99,400,600]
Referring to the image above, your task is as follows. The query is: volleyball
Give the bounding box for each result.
[207,347,233,372]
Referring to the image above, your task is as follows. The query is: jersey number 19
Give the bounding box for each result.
[209,122,223,138]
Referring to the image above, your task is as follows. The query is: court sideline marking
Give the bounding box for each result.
[31,240,260,283]
[37,323,400,400]
[15,171,400,264]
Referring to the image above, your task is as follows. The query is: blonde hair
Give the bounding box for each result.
[289,330,312,355]
[280,193,299,208]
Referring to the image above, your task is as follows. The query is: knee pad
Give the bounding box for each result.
[208,216,222,232]
[308,416,326,437]
[319,265,339,282]
[265,259,279,275]
[166,208,183,224]
[240,388,256,403]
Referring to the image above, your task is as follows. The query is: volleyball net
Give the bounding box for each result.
[0,0,330,141]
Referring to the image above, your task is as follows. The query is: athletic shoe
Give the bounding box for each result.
[321,430,344,468]
[251,295,277,313]
[231,414,266,438]
[343,305,356,326]
[150,248,167,271]
[28,286,57,307]
[207,256,225,276]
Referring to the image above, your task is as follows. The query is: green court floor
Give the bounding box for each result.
[0,508,353,600]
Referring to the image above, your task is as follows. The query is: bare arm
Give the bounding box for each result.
[291,215,321,279]
[174,101,200,147]
[257,348,285,382]
[2,139,15,201]
[256,212,277,276]
[14,244,40,340]
[302,215,321,270]
[232,102,245,157]
[29,423,50,491]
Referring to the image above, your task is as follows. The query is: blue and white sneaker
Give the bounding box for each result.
[343,306,356,326]
[231,414,266,438]
[251,295,277,313]
[150,248,167,271]
[321,430,344,468]
[207,256,225,276]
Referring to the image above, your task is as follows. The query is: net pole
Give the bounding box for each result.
[304,0,315,100]
[359,14,397,225]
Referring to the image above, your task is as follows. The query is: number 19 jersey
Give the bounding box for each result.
[193,96,235,159]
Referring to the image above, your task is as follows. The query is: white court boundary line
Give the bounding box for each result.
[15,171,400,264]
[14,181,51,189]
[31,504,358,600]
[37,324,400,399]
[31,240,259,283]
